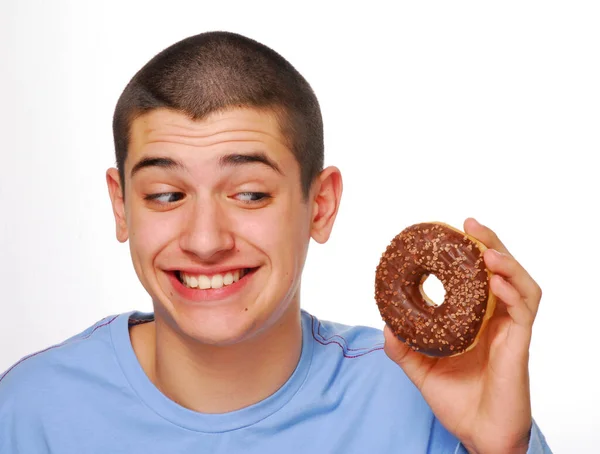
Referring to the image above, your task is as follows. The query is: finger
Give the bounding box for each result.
[484,249,542,316]
[383,325,435,390]
[463,218,511,257]
[489,274,535,328]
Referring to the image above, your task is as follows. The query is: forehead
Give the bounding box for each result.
[128,107,290,159]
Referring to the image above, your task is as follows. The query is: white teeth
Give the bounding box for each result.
[197,275,211,290]
[180,269,249,289]
[211,274,223,289]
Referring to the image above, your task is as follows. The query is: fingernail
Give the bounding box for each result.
[489,249,504,257]
[493,274,508,286]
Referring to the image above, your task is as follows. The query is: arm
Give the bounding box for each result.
[455,420,551,454]
[385,218,552,453]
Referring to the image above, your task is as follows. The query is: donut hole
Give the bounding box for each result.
[420,274,446,307]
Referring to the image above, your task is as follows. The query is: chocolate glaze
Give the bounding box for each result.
[375,223,490,357]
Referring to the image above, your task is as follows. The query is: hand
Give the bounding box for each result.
[384,218,542,454]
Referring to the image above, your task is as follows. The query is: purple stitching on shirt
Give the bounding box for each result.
[0,315,120,384]
[315,319,384,352]
[309,314,384,359]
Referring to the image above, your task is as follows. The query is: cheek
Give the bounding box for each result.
[238,202,310,264]
[128,209,181,259]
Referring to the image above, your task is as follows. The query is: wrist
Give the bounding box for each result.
[464,444,528,454]
[462,423,532,454]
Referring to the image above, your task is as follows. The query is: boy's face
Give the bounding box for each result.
[107,107,325,345]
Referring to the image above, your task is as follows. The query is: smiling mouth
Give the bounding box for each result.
[175,268,257,289]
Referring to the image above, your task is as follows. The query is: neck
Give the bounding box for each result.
[130,303,303,414]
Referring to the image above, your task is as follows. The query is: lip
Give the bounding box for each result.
[168,265,257,277]
[166,268,257,304]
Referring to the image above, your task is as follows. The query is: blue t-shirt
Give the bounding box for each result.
[0,310,550,453]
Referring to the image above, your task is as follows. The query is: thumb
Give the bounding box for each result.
[383,325,435,391]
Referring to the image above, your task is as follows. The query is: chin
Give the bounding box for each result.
[169,304,267,346]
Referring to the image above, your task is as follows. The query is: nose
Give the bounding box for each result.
[178,196,235,261]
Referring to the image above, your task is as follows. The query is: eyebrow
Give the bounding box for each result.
[219,152,282,175]
[130,157,185,178]
[130,151,283,178]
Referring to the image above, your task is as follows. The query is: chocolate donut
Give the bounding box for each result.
[375,222,496,357]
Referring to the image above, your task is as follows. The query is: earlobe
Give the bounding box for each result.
[106,168,129,243]
[310,166,343,244]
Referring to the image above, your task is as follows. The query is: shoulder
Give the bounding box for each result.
[302,312,442,440]
[304,310,413,388]
[305,311,386,359]
[0,313,126,406]
[0,313,130,450]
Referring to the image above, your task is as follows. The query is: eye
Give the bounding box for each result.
[234,192,271,203]
[144,192,185,204]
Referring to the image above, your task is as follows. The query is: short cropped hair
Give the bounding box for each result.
[112,31,324,198]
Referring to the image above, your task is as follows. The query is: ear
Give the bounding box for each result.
[310,166,343,244]
[106,168,129,243]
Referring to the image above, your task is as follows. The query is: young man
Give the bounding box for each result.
[0,31,551,453]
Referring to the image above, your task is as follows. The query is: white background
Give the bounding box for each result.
[1,1,598,451]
